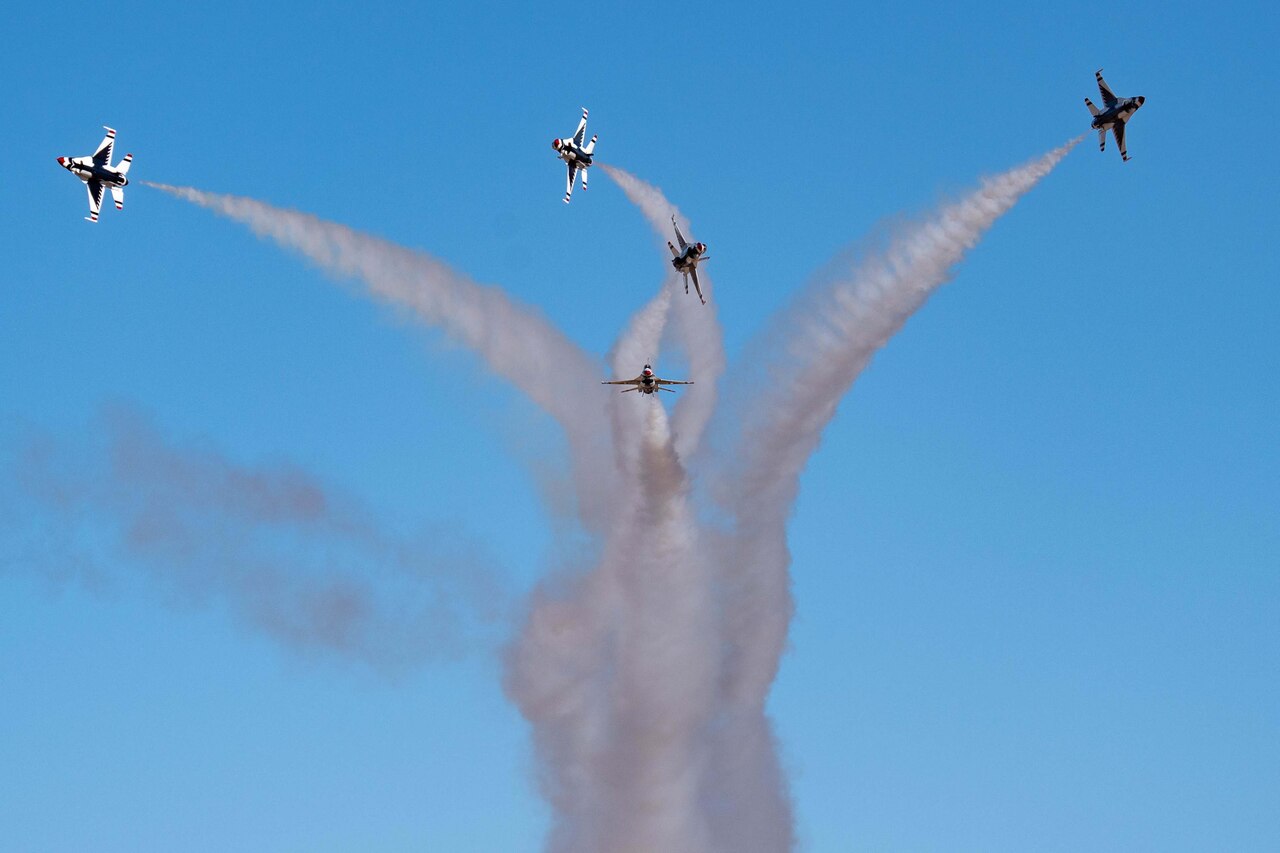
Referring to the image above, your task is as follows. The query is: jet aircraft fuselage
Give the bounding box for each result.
[57,156,129,189]
[671,242,706,273]
[57,126,134,222]
[1084,70,1145,162]
[552,140,593,168]
[1089,98,1144,132]
[553,107,597,203]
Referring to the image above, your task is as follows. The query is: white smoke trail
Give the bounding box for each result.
[142,182,617,529]
[699,139,1082,850]
[507,401,717,853]
[600,165,728,461]
[139,140,1078,850]
[607,287,673,473]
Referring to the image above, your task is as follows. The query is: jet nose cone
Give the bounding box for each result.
[56,157,66,166]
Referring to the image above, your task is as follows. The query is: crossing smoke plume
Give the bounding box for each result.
[135,142,1076,849]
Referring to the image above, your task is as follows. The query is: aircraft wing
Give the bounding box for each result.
[602,376,643,386]
[1095,70,1119,108]
[1112,122,1128,161]
[655,378,693,386]
[572,108,588,146]
[85,179,105,222]
[564,164,578,203]
[92,127,116,166]
[671,217,689,250]
[689,267,706,304]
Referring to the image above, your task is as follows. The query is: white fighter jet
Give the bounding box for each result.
[552,107,597,203]
[57,126,134,222]
[1085,70,1145,162]
[668,215,710,304]
[602,363,693,394]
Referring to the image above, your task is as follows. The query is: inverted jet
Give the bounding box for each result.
[57,126,133,222]
[1085,70,1145,162]
[552,107,597,203]
[602,363,693,394]
[667,215,710,304]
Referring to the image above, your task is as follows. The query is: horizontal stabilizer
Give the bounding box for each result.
[117,153,133,175]
[110,186,124,210]
[1085,98,1100,117]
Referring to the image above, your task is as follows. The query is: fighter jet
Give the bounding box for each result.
[1085,70,1145,162]
[668,215,710,305]
[57,126,134,222]
[552,107,597,203]
[602,363,693,394]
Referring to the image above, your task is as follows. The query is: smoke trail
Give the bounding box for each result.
[600,165,727,460]
[698,139,1081,849]
[135,139,1077,850]
[606,287,673,473]
[4,407,506,671]
[142,182,617,529]
[507,401,717,853]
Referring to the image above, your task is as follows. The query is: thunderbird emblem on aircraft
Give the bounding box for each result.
[1085,70,1145,162]
[57,126,134,222]
[552,107,597,203]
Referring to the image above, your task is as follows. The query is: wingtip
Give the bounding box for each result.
[103,125,116,135]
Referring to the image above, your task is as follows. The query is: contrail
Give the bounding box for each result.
[142,181,618,530]
[135,139,1079,850]
[600,165,727,461]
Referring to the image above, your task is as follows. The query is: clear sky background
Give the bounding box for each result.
[2,0,1277,850]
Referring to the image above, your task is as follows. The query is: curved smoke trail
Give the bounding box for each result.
[600,165,728,461]
[142,182,617,530]
[141,139,1078,851]
[698,138,1082,850]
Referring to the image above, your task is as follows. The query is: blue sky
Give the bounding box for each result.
[3,0,1278,850]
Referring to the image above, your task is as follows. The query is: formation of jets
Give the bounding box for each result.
[57,75,1147,395]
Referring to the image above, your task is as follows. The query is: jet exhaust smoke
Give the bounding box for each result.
[141,181,618,530]
[599,165,727,461]
[132,141,1077,849]
[5,407,506,671]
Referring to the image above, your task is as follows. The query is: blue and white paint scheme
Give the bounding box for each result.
[57,126,134,222]
[551,107,597,203]
[667,215,710,305]
[1085,70,1145,162]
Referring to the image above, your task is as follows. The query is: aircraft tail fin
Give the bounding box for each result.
[110,186,125,210]
[116,153,134,175]
[1085,98,1100,117]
